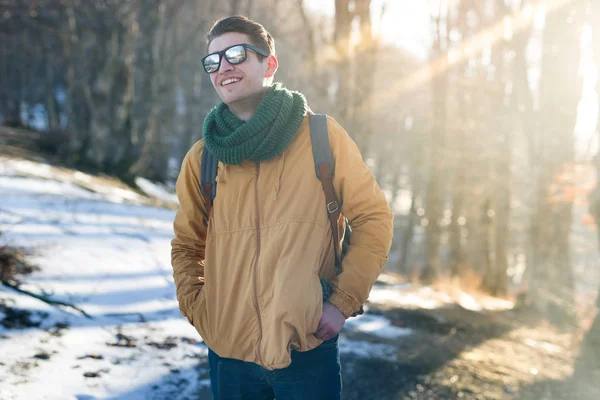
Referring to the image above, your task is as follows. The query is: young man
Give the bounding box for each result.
[171,15,393,399]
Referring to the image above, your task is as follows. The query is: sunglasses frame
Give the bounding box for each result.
[202,43,269,74]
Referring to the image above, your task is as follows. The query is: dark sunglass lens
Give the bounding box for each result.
[204,54,220,73]
[225,45,247,65]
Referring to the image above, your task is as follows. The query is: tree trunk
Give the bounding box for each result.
[491,155,510,296]
[128,0,160,179]
[179,68,200,159]
[105,32,135,175]
[296,0,330,108]
[127,0,159,175]
[245,0,254,17]
[449,186,464,277]
[509,0,536,302]
[399,183,418,276]
[45,60,60,132]
[448,6,468,278]
[481,0,511,296]
[130,2,177,182]
[592,0,600,256]
[2,38,23,127]
[422,9,448,283]
[230,0,242,14]
[83,27,130,169]
[528,1,584,325]
[333,0,354,130]
[352,0,375,153]
[63,2,90,161]
[574,0,600,375]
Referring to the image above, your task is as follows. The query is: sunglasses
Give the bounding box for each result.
[202,43,269,74]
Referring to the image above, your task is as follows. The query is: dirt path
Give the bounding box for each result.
[340,301,585,399]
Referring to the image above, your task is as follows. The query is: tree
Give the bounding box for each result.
[333,0,354,130]
[574,0,600,374]
[351,0,376,153]
[527,0,585,325]
[422,2,449,283]
[480,0,513,296]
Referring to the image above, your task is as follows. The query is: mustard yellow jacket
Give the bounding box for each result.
[171,114,393,370]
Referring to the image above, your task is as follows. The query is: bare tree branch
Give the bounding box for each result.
[1,280,93,319]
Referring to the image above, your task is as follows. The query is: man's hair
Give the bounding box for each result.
[207,16,276,58]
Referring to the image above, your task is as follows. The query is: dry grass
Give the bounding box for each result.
[400,263,517,312]
[0,245,40,283]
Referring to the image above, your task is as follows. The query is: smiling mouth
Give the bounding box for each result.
[221,78,241,86]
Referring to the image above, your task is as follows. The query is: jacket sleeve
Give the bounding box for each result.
[171,141,207,323]
[326,117,394,318]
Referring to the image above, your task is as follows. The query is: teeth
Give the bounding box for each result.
[222,78,240,86]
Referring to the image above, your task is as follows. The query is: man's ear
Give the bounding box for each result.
[265,55,278,78]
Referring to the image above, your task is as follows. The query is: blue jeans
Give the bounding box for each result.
[208,335,342,400]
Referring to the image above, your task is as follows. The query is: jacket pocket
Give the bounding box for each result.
[310,276,324,334]
[191,288,210,342]
[318,334,339,349]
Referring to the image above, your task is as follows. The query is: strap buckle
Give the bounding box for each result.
[326,201,339,214]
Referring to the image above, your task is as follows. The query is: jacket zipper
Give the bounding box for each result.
[253,162,265,366]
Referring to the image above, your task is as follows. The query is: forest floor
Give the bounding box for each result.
[1,127,598,399]
[340,290,596,400]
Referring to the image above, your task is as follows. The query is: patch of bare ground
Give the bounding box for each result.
[341,299,581,400]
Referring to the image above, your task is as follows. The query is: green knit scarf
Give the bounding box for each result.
[203,83,308,165]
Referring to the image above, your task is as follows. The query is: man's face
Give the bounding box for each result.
[207,32,274,105]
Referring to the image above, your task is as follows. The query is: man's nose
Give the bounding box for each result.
[219,56,234,73]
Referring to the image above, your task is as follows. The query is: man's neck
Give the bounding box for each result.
[227,88,269,121]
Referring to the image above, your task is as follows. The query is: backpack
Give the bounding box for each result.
[200,114,361,314]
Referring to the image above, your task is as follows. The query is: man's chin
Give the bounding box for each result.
[222,94,254,107]
[219,91,243,105]
[219,89,267,110]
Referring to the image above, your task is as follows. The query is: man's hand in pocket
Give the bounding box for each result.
[315,302,345,341]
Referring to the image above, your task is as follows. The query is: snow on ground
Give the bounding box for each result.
[344,314,413,339]
[339,339,399,362]
[0,165,209,399]
[134,177,178,206]
[0,158,147,205]
[0,156,510,399]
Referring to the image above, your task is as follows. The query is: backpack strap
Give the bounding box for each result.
[310,114,343,275]
[310,114,363,316]
[200,144,218,227]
